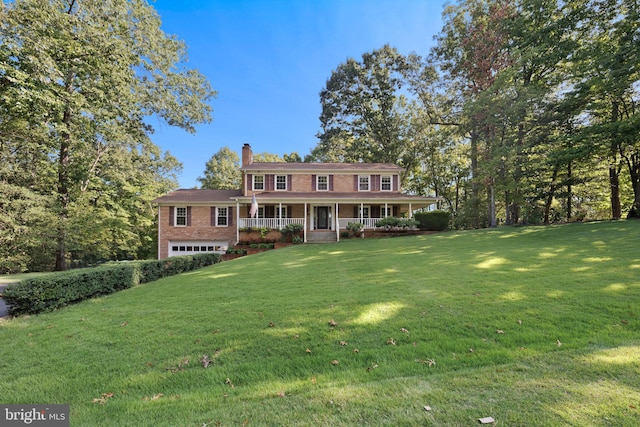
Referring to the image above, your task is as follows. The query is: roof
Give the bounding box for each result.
[153,188,439,206]
[152,189,242,204]
[241,162,403,173]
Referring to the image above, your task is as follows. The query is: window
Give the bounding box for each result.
[317,175,328,191]
[175,207,187,226]
[276,175,287,190]
[253,175,264,191]
[276,206,287,218]
[381,206,392,217]
[381,176,392,191]
[217,207,228,226]
[360,206,371,218]
[359,175,370,191]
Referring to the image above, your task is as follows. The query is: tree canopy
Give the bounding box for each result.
[0,0,216,271]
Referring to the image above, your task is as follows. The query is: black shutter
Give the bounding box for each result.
[393,175,399,192]
[229,207,233,226]
[287,205,292,218]
[354,175,359,191]
[169,206,174,226]
[211,207,216,226]
[311,175,316,191]
[287,175,292,191]
[186,206,192,226]
[329,175,334,191]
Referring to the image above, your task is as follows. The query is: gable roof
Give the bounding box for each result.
[152,189,242,204]
[241,162,403,173]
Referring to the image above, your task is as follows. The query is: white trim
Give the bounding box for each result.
[358,175,370,191]
[316,175,329,191]
[381,175,392,191]
[253,175,264,191]
[216,206,229,227]
[275,175,287,191]
[175,206,187,227]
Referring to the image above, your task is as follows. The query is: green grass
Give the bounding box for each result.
[1,221,639,426]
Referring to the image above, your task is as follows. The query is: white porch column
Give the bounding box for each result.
[278,202,282,229]
[304,203,308,242]
[335,203,340,242]
[360,202,364,223]
[409,203,413,217]
[236,200,240,243]
[385,203,388,218]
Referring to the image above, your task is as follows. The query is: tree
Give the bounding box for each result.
[313,45,423,183]
[198,146,241,190]
[1,0,215,270]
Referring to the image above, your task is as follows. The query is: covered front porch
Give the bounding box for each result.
[234,194,439,243]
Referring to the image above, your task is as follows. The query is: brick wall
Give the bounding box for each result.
[158,205,237,259]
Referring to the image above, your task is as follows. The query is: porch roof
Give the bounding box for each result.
[232,191,440,205]
[152,189,440,206]
[152,189,242,204]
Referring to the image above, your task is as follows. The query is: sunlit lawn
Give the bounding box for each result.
[1,221,639,426]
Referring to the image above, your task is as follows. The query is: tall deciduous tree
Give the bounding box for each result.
[198,146,241,190]
[1,0,215,270]
[313,45,422,183]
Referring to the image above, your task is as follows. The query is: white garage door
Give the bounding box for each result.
[168,241,229,257]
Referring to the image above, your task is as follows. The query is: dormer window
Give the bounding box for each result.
[253,175,264,191]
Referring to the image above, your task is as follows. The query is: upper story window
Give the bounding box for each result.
[253,175,264,191]
[175,207,187,226]
[217,207,228,226]
[317,175,329,191]
[359,175,370,191]
[276,175,287,191]
[381,175,392,191]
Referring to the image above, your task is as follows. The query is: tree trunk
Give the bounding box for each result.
[566,161,572,221]
[610,165,622,220]
[55,114,71,271]
[488,181,496,228]
[544,166,560,225]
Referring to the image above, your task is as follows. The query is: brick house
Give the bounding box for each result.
[153,144,439,259]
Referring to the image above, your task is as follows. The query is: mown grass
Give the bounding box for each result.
[1,221,639,426]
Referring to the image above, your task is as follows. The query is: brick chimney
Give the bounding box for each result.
[242,143,253,166]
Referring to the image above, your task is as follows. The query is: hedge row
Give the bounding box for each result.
[414,211,451,231]
[2,253,221,316]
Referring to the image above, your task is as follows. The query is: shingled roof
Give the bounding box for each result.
[152,189,242,204]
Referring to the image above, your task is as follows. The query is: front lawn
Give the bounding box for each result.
[1,221,639,426]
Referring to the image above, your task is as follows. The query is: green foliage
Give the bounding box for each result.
[2,254,221,315]
[281,223,304,242]
[346,222,365,236]
[197,146,241,190]
[414,211,450,231]
[0,0,215,270]
[375,216,419,229]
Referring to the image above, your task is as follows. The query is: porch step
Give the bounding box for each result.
[306,231,337,243]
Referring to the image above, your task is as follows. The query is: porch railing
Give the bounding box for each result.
[238,218,305,230]
[338,218,380,229]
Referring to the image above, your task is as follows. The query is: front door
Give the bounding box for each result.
[316,206,330,229]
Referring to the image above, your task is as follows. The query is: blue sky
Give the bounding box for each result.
[151,0,447,188]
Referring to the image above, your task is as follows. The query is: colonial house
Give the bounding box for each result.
[153,144,439,259]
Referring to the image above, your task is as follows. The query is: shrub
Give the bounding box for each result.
[414,211,450,231]
[375,217,419,230]
[3,253,221,316]
[346,222,364,236]
[281,223,304,242]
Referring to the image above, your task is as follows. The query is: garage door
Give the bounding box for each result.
[168,241,229,257]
